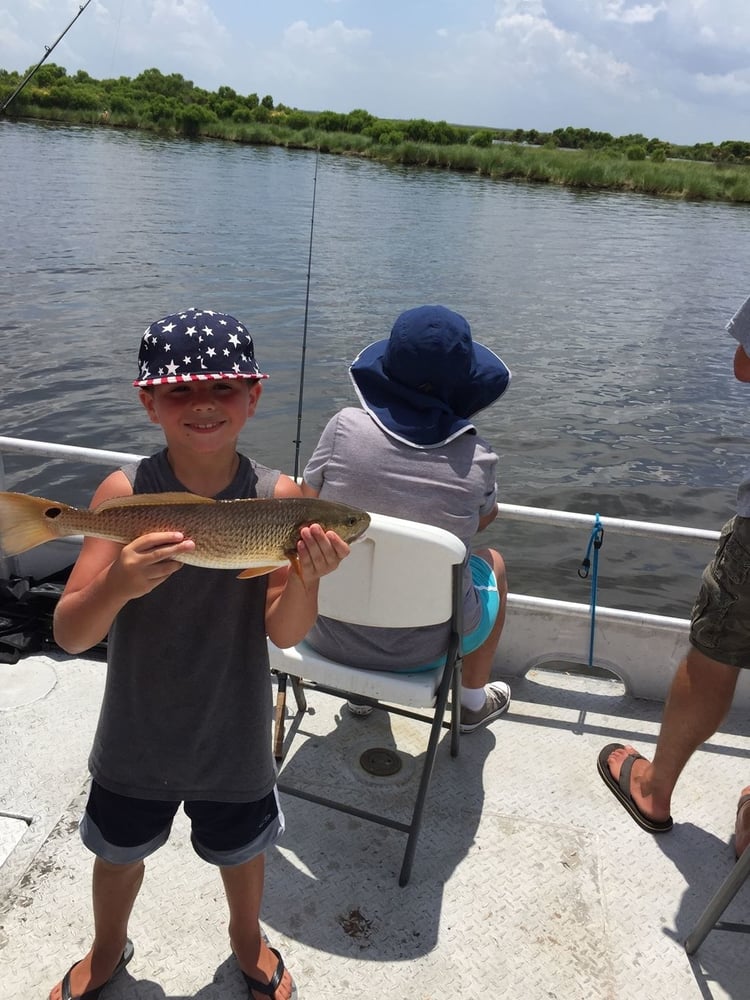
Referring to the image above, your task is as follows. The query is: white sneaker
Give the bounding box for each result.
[346,699,374,717]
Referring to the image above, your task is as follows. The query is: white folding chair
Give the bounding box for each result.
[268,511,467,886]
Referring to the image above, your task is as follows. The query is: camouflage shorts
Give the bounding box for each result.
[690,515,750,668]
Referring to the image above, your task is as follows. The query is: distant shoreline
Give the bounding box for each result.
[2,61,749,205]
[7,109,749,206]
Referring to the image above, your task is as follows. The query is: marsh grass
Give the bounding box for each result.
[376,141,750,202]
[11,105,750,203]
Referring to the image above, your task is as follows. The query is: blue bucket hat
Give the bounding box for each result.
[134,308,268,387]
[349,305,511,448]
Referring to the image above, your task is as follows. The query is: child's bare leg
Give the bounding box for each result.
[220,855,294,1000]
[49,857,143,1000]
[461,549,507,690]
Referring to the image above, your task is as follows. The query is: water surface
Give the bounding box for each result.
[2,119,749,615]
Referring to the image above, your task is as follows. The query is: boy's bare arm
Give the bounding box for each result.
[53,471,195,654]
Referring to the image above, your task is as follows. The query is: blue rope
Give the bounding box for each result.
[578,514,605,667]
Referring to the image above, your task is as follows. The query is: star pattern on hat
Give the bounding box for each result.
[134,308,268,387]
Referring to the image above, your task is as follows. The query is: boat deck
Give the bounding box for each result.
[2,650,750,1000]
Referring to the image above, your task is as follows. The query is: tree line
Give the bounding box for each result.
[0,63,495,147]
[2,63,747,165]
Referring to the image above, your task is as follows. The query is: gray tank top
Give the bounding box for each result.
[88,449,281,802]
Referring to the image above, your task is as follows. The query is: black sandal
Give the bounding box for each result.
[241,946,298,999]
[61,939,134,1000]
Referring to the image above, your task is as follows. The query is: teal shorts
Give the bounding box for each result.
[412,554,500,672]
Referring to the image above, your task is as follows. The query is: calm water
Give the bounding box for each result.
[2,119,750,615]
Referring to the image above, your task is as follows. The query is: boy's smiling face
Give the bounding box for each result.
[139,380,263,451]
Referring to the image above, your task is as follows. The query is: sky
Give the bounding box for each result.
[1,1,749,146]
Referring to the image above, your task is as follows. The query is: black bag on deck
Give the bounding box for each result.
[0,571,107,663]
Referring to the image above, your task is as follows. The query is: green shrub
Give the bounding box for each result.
[175,103,217,136]
[468,130,495,147]
[377,129,403,146]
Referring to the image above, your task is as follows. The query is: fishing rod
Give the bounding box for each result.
[1,0,94,115]
[292,148,320,481]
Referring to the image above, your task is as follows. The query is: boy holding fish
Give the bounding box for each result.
[35,309,366,1000]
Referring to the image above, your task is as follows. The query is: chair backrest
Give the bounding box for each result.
[317,511,466,629]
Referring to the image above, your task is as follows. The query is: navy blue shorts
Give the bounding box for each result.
[80,780,284,867]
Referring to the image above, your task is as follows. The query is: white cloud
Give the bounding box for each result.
[483,7,632,88]
[282,19,371,55]
[138,0,228,55]
[696,69,750,97]
[603,2,665,25]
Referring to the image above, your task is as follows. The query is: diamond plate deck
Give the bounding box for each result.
[1,652,749,999]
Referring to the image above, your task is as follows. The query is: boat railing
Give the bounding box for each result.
[2,435,743,706]
[0,435,722,543]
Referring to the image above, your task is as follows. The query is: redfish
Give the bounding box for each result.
[0,491,370,579]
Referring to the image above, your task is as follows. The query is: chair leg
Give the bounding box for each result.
[290,674,307,713]
[684,845,750,954]
[450,654,462,758]
[272,672,288,762]
[398,656,457,887]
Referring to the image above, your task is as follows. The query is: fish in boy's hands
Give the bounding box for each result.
[0,491,370,579]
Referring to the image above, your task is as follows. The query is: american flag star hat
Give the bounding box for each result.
[133,308,268,387]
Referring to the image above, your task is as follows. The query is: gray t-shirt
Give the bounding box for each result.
[727,298,750,516]
[88,449,281,802]
[303,407,498,670]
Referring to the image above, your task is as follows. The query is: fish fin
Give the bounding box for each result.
[236,565,280,579]
[94,491,216,512]
[0,492,69,555]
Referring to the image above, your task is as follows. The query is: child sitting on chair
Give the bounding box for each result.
[302,304,512,733]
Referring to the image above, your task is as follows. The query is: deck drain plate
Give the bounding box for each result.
[359,746,402,776]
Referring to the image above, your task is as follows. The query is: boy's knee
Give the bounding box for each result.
[94,856,145,876]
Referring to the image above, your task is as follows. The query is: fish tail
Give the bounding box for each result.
[0,492,70,555]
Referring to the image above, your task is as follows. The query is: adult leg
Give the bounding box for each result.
[49,858,144,1000]
[220,855,294,1000]
[606,647,740,824]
